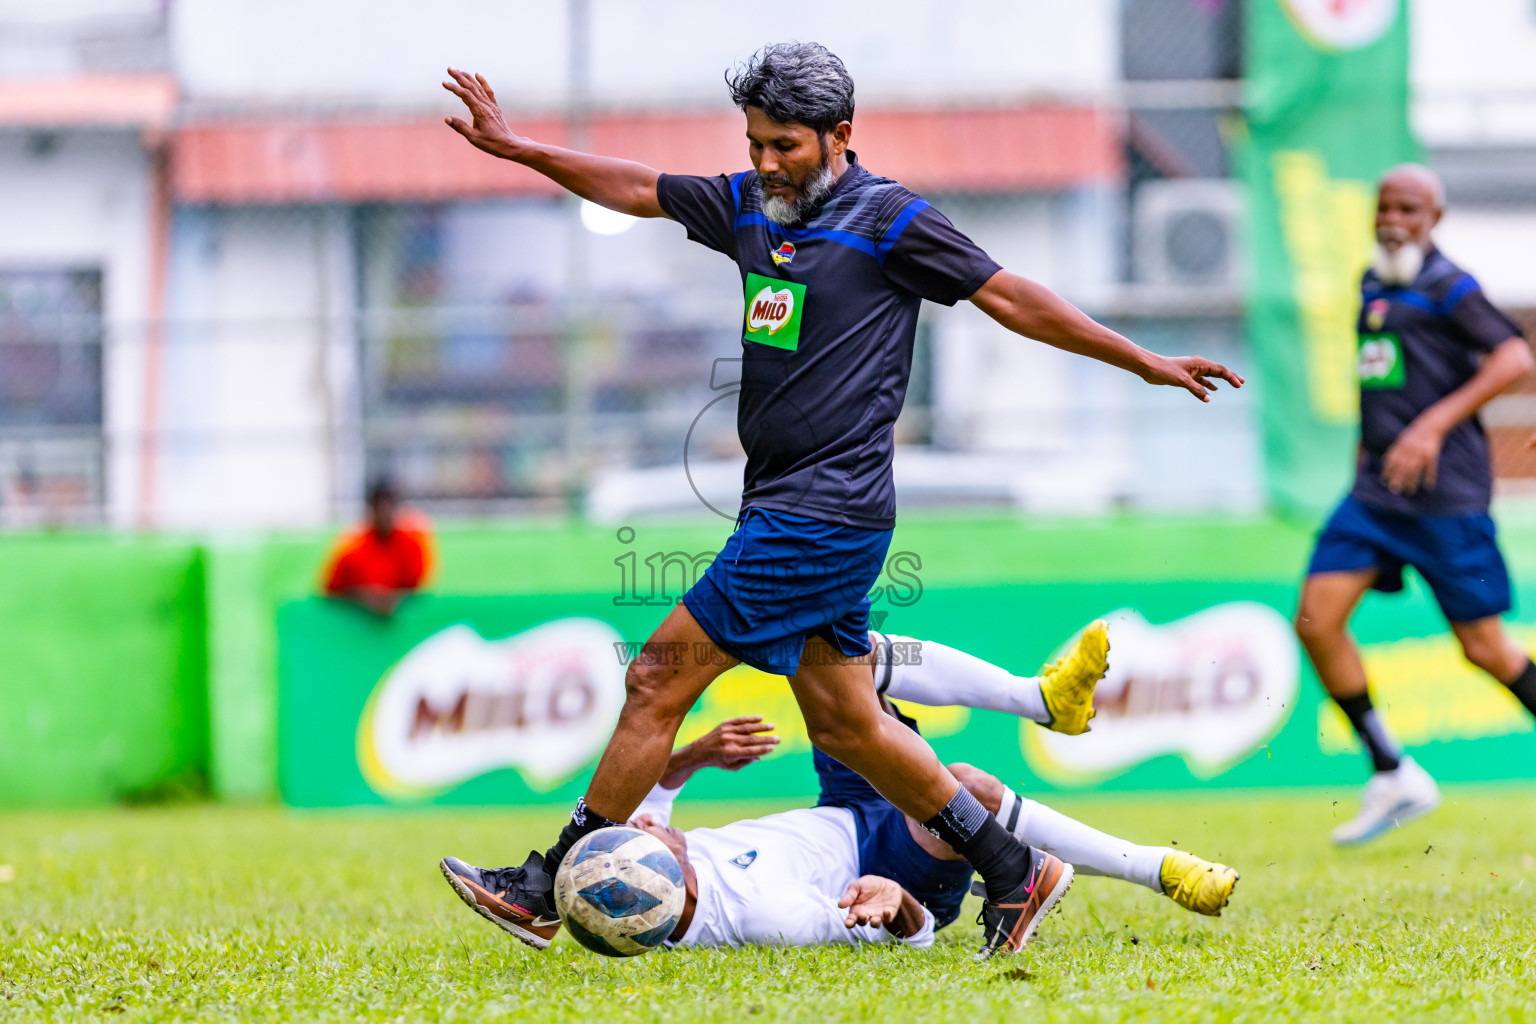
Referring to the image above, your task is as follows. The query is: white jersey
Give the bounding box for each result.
[634,783,935,950]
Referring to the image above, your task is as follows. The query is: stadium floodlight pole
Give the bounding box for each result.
[439,42,1244,959]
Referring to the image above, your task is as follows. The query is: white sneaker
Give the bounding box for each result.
[1331,757,1441,847]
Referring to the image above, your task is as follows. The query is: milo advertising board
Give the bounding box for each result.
[277,573,1536,808]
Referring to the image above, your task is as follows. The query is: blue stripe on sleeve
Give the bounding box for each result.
[1367,275,1481,319]
[1374,288,1437,315]
[874,198,930,266]
[1437,274,1478,316]
[729,172,746,214]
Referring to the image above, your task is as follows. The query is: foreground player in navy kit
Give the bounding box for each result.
[436,43,1242,957]
[1294,165,1536,845]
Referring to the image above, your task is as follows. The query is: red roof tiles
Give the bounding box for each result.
[173,105,1121,203]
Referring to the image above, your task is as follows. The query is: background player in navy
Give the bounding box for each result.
[1294,164,1536,845]
[436,43,1242,956]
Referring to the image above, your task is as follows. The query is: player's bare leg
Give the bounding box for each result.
[1295,569,1438,844]
[441,603,736,948]
[1294,570,1376,701]
[580,605,739,818]
[1451,615,1536,723]
[788,636,1071,957]
[1450,616,1533,686]
[791,640,960,820]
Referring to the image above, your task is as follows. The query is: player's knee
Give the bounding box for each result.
[1293,608,1336,647]
[1457,633,1505,676]
[948,762,1004,809]
[946,761,983,785]
[805,718,861,760]
[621,661,693,723]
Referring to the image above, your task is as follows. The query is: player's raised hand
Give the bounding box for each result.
[442,68,524,159]
[1140,355,1246,403]
[838,876,903,929]
[659,715,780,788]
[697,716,780,771]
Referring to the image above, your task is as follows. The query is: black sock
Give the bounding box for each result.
[923,786,1033,902]
[1506,659,1536,718]
[1335,692,1402,773]
[543,798,624,879]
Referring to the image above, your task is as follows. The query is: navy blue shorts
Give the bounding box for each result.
[681,507,891,676]
[812,712,974,930]
[1308,494,1513,623]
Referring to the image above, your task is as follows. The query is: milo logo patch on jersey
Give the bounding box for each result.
[743,272,806,351]
[1358,332,1404,389]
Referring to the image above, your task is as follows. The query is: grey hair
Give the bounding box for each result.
[725,42,855,135]
[1381,163,1445,209]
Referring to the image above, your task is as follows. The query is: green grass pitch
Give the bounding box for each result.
[3,789,1535,1022]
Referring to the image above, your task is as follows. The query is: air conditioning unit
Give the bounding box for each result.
[1133,179,1245,289]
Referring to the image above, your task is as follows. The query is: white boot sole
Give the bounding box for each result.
[1331,794,1441,847]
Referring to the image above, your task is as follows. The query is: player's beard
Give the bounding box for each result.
[761,146,837,226]
[1372,232,1426,286]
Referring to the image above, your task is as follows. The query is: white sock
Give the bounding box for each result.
[877,633,1050,724]
[997,786,1168,893]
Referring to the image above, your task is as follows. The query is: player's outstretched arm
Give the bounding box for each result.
[442,68,665,218]
[970,270,1244,402]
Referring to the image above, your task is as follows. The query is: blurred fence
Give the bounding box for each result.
[5,174,1536,531]
[3,0,1536,531]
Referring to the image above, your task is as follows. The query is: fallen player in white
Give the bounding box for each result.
[447,624,1239,949]
[624,626,1241,949]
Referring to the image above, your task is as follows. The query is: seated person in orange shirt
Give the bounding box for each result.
[322,479,435,616]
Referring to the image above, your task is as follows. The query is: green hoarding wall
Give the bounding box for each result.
[0,536,208,807]
[4,510,1535,808]
[1243,0,1419,517]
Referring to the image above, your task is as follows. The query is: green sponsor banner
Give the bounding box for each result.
[1243,0,1419,517]
[278,580,1536,808]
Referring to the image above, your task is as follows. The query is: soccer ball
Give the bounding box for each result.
[554,826,686,957]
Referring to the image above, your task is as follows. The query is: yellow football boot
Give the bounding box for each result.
[1039,619,1110,735]
[1160,851,1239,916]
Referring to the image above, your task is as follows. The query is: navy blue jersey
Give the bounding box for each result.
[1351,249,1523,516]
[658,154,1000,529]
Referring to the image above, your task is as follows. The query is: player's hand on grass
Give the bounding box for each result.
[1381,417,1445,495]
[443,68,525,160]
[1139,355,1245,403]
[838,876,903,929]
